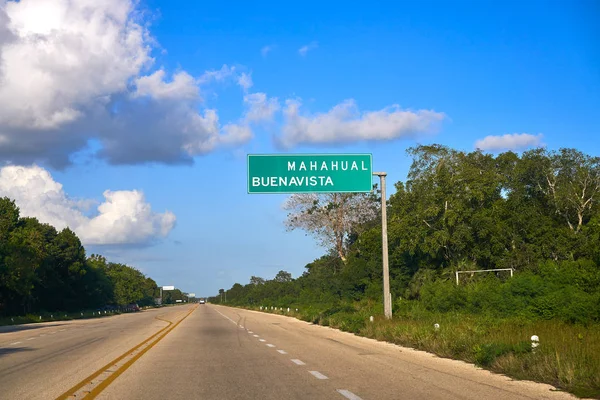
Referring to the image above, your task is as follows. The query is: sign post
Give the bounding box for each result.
[248,153,391,320]
[373,172,392,319]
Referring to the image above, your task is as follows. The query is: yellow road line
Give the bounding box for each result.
[56,305,197,399]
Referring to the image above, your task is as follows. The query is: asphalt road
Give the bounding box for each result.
[0,304,581,400]
[0,305,193,400]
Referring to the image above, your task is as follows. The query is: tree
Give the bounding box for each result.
[164,288,185,304]
[78,258,113,309]
[0,197,19,242]
[250,276,266,285]
[0,197,20,313]
[520,148,600,233]
[3,222,46,313]
[104,263,151,305]
[283,192,378,263]
[274,270,292,283]
[387,145,509,269]
[0,198,163,316]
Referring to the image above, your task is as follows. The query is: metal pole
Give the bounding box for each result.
[374,172,392,319]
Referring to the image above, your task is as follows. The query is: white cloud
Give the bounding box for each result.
[238,72,253,92]
[0,1,254,167]
[198,65,252,92]
[197,64,237,85]
[219,124,253,145]
[0,0,150,130]
[261,45,274,57]
[278,99,445,148]
[0,165,176,245]
[133,70,198,100]
[244,93,280,123]
[475,133,544,151]
[298,41,318,56]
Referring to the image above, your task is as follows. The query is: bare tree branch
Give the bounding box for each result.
[283,192,379,263]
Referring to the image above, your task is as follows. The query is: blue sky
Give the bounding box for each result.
[0,0,598,297]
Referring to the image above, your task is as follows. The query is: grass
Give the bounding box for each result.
[0,310,119,326]
[361,315,600,399]
[234,303,600,399]
[0,304,168,327]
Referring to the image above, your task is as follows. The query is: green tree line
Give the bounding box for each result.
[0,198,174,316]
[211,146,600,324]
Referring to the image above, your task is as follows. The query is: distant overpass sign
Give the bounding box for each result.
[247,154,372,194]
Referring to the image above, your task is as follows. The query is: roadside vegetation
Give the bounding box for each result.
[210,145,600,399]
[0,198,188,322]
[0,302,188,327]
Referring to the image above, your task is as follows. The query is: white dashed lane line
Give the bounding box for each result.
[216,311,359,400]
[5,328,70,346]
[309,371,329,380]
[217,311,358,399]
[337,389,363,400]
[213,308,239,326]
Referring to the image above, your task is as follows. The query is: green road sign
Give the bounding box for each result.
[247,154,373,194]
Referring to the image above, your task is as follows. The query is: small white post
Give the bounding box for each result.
[456,271,459,285]
[369,316,374,323]
[434,323,440,331]
[531,335,539,352]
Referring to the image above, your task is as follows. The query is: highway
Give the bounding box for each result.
[0,304,579,400]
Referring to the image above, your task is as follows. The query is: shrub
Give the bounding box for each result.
[420,280,466,312]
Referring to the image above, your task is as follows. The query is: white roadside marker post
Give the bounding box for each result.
[531,335,539,353]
